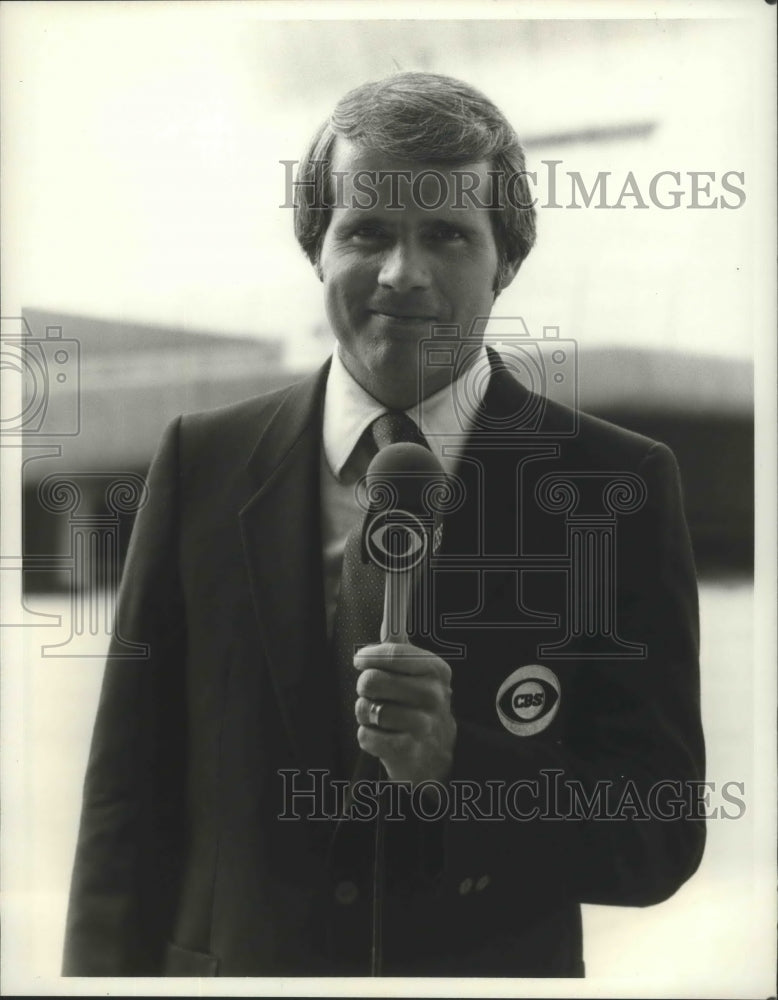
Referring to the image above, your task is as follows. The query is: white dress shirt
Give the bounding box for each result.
[320,344,492,637]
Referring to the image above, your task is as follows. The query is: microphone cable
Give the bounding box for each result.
[370,785,385,976]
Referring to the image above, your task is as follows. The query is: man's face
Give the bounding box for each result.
[318,139,516,409]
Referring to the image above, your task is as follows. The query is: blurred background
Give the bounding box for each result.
[1,4,772,997]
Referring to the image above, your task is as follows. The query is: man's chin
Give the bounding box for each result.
[362,317,439,356]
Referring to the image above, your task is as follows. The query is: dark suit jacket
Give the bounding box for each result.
[62,353,705,977]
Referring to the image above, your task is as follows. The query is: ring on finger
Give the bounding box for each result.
[368,701,384,728]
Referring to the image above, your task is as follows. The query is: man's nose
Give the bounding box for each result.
[377,240,432,292]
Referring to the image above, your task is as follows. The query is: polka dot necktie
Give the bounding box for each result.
[332,411,431,778]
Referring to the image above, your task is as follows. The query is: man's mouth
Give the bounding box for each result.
[369,310,437,324]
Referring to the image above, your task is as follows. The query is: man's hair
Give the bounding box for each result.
[293,72,536,288]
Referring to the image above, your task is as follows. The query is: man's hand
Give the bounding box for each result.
[353,642,456,786]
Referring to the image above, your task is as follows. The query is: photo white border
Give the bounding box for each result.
[1,0,775,996]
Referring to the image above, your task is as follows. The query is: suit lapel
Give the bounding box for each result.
[433,351,560,639]
[239,362,339,776]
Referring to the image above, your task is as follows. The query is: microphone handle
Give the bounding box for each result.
[374,566,414,978]
[380,569,413,642]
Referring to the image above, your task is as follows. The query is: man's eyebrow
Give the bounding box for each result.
[331,209,392,225]
[420,216,476,228]
[418,216,485,238]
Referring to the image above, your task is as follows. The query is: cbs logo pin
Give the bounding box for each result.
[496,664,561,736]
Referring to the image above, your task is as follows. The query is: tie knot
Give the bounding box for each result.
[371,411,429,451]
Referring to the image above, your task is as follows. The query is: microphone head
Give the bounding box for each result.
[365,443,445,515]
[361,443,447,572]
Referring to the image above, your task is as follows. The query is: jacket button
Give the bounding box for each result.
[458,877,473,896]
[334,880,359,905]
[475,874,491,892]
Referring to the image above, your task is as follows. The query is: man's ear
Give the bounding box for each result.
[493,258,521,299]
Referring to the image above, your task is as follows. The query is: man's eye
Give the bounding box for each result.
[428,225,466,242]
[351,225,389,241]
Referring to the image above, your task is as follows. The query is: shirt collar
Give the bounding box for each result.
[323,343,491,480]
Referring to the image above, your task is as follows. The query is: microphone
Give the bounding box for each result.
[361,442,446,644]
[358,441,447,978]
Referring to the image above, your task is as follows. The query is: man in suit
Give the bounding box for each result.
[63,72,705,978]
